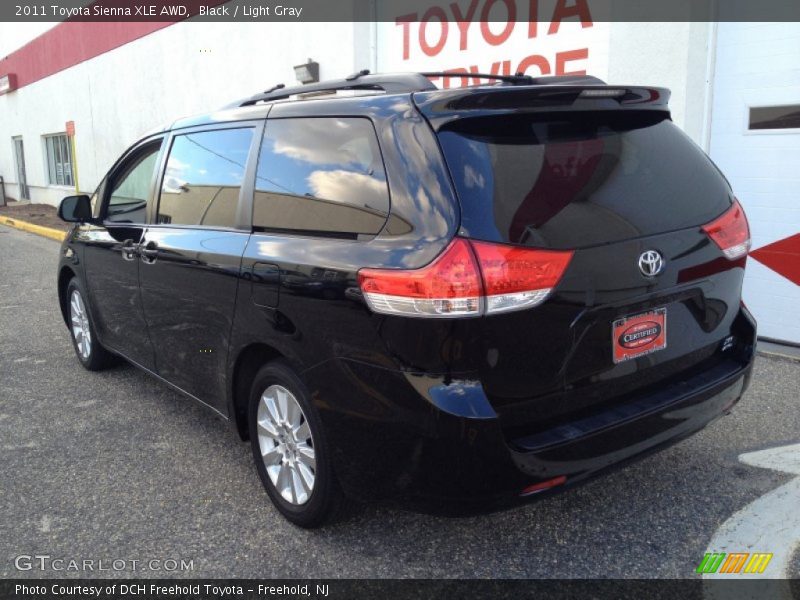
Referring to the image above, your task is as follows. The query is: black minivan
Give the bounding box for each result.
[57,72,756,527]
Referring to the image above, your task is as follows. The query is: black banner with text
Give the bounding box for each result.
[3,0,800,23]
[3,579,800,600]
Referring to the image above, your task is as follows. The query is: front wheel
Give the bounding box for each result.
[248,360,343,528]
[66,279,116,371]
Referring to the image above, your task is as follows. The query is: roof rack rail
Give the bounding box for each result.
[225,70,437,108]
[224,71,608,109]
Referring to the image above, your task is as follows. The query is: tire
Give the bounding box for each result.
[248,360,343,528]
[66,278,117,371]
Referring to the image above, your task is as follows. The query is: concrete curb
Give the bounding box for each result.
[757,349,800,363]
[757,340,800,363]
[0,215,67,242]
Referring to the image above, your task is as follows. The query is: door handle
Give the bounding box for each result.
[140,240,159,264]
[121,239,138,261]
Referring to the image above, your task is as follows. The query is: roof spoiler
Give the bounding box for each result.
[421,72,607,87]
[413,85,671,129]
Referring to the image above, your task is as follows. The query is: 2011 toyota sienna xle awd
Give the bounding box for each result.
[56,71,756,527]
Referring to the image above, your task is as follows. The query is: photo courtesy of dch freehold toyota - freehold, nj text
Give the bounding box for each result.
[0,0,799,598]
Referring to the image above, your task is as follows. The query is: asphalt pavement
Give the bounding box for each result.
[1,223,798,579]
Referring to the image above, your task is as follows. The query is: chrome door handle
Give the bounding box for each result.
[140,240,159,264]
[121,239,138,261]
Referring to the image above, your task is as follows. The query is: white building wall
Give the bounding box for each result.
[708,22,800,344]
[0,21,359,204]
[607,22,714,147]
[0,22,56,57]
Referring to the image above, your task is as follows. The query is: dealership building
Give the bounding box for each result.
[0,11,798,343]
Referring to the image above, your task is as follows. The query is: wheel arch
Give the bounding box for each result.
[57,265,76,327]
[230,343,286,441]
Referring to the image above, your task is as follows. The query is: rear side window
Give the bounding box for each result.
[253,117,389,237]
[158,128,253,227]
[437,112,732,249]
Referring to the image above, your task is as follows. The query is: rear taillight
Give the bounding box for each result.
[470,240,574,315]
[358,238,482,317]
[702,198,751,260]
[358,238,573,318]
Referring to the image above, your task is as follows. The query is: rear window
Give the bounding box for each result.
[437,112,732,249]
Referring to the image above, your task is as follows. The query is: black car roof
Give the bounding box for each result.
[165,71,668,132]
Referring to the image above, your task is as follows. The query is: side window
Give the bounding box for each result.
[158,128,253,227]
[106,144,160,223]
[254,118,390,236]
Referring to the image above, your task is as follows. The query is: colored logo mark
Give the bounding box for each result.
[697,552,773,574]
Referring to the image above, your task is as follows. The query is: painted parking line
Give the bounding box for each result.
[703,443,800,599]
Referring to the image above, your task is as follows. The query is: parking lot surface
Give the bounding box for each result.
[1,224,798,579]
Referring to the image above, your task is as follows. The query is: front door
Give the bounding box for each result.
[138,125,257,411]
[81,138,163,370]
[12,137,29,200]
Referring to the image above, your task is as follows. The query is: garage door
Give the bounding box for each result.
[709,23,800,345]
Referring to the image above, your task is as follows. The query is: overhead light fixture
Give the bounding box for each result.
[0,73,17,95]
[294,59,319,84]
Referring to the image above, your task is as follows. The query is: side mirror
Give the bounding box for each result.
[58,195,93,223]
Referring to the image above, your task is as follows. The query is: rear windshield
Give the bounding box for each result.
[437,112,732,249]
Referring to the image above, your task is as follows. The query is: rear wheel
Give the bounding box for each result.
[66,279,116,371]
[248,360,342,528]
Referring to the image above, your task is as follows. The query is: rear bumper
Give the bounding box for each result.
[302,311,756,510]
[509,358,749,484]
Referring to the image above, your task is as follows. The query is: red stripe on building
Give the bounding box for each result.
[0,2,229,91]
[0,22,173,90]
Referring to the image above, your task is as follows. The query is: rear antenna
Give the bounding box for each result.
[345,69,370,81]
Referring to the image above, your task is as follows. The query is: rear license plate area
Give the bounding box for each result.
[612,307,667,363]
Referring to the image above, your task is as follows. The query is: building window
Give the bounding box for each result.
[44,134,74,186]
[748,105,800,131]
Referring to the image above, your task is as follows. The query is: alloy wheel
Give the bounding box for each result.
[70,289,92,360]
[256,384,316,505]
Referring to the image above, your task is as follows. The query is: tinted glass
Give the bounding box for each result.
[158,128,253,227]
[438,112,732,249]
[107,145,160,223]
[749,105,800,130]
[254,118,389,237]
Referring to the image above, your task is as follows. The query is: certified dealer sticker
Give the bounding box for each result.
[612,307,667,363]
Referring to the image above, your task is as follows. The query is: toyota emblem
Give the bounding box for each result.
[638,250,664,277]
